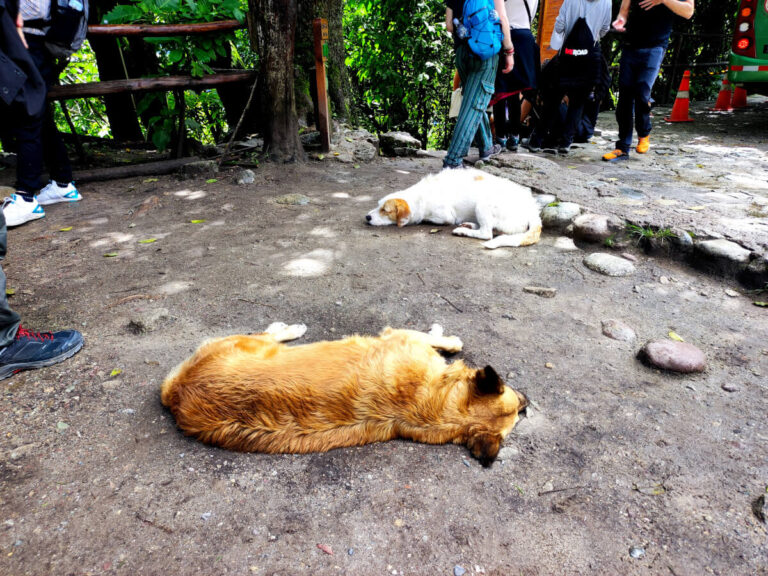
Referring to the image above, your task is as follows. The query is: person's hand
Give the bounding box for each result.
[501,52,514,74]
[612,15,626,32]
[15,13,28,49]
[639,0,665,9]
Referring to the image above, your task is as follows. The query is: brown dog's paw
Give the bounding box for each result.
[467,432,502,467]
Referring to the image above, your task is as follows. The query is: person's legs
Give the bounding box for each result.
[0,211,84,379]
[26,37,73,186]
[0,212,22,347]
[560,85,591,149]
[633,44,666,140]
[614,48,639,154]
[444,46,499,168]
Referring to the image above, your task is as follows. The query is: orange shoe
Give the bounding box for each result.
[636,136,650,154]
[602,149,628,162]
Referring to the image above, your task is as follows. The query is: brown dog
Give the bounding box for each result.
[161,323,527,466]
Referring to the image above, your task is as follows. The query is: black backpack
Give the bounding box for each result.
[559,16,600,87]
[45,0,89,60]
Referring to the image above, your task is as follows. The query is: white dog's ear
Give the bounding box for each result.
[392,199,411,227]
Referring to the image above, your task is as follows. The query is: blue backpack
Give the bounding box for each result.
[462,0,503,61]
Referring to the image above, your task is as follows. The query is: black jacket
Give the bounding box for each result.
[0,0,45,118]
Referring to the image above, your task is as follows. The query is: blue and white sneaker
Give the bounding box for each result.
[36,181,82,206]
[2,194,45,227]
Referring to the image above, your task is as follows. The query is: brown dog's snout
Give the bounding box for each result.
[515,390,529,413]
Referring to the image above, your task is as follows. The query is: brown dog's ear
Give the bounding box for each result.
[467,431,502,467]
[474,365,505,396]
[393,198,411,227]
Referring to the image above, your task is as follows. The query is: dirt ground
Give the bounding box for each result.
[1,105,768,575]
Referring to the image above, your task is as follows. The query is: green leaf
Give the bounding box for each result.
[138,238,157,244]
[110,368,123,377]
[104,252,119,258]
[189,219,206,224]
[206,178,218,184]
[59,226,73,232]
[754,301,768,307]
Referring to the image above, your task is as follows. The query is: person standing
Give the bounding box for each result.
[492,0,540,152]
[2,0,83,228]
[0,0,83,378]
[527,0,611,153]
[443,0,515,169]
[602,0,695,161]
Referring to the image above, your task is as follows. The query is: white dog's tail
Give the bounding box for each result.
[482,222,542,250]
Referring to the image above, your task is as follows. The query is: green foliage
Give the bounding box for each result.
[54,41,110,138]
[344,0,454,148]
[626,224,677,243]
[102,0,250,150]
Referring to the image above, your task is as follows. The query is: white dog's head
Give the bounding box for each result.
[365,197,412,227]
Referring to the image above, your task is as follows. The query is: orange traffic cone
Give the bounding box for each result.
[665,70,694,122]
[711,74,733,111]
[731,85,747,109]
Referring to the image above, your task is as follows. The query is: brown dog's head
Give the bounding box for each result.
[465,366,528,467]
[365,198,412,227]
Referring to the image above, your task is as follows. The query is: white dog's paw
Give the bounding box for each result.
[265,322,307,342]
[442,336,463,353]
[452,226,471,237]
[428,323,444,337]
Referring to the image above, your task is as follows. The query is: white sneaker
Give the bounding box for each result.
[2,194,45,227]
[36,181,82,205]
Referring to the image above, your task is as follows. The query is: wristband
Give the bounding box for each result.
[504,48,515,55]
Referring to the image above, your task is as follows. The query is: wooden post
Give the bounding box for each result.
[537,0,563,63]
[313,18,331,152]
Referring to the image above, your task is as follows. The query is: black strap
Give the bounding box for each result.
[521,0,532,27]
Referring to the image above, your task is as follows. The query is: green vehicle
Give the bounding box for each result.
[729,0,768,93]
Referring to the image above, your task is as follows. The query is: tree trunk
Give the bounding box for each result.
[88,0,143,140]
[296,0,350,123]
[248,0,304,162]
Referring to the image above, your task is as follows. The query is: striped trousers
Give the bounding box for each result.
[444,44,499,168]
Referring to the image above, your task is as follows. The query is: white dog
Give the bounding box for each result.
[365,168,542,249]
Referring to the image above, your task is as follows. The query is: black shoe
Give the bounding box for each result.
[479,143,504,161]
[0,327,84,380]
[506,136,519,152]
[557,144,571,154]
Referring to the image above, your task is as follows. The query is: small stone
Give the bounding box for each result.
[553,236,579,251]
[235,169,256,185]
[639,340,707,373]
[496,446,519,461]
[347,548,354,556]
[56,421,69,433]
[725,289,739,297]
[573,214,615,243]
[454,566,467,576]
[379,131,421,157]
[541,202,581,230]
[629,546,646,559]
[201,512,212,521]
[128,308,169,334]
[720,383,739,393]
[181,160,218,179]
[541,480,554,493]
[275,193,310,206]
[601,319,636,342]
[621,253,637,262]
[584,253,636,277]
[545,362,554,369]
[523,286,557,298]
[752,494,767,524]
[120,408,136,415]
[659,276,669,284]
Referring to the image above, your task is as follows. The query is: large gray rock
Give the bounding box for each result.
[693,239,752,277]
[379,131,421,157]
[573,213,619,243]
[639,340,707,373]
[541,202,581,230]
[181,160,218,179]
[583,253,636,277]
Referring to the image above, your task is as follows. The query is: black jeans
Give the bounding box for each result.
[9,35,72,194]
[0,210,22,347]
